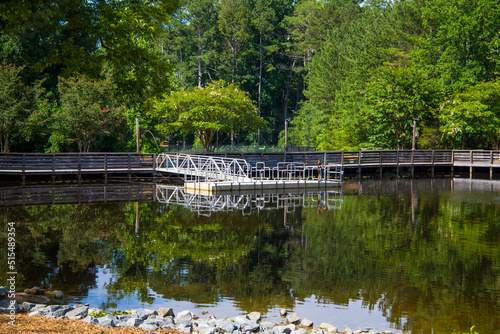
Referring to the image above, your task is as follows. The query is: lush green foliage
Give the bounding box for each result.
[154,80,267,151]
[2,0,500,152]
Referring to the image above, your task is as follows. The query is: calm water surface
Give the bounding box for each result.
[0,179,499,334]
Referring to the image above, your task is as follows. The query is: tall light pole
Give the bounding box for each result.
[136,113,141,153]
[412,117,420,150]
[284,118,289,152]
[292,109,295,151]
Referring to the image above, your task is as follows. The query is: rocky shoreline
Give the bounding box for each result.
[0,287,400,334]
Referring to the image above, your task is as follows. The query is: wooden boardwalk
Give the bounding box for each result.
[0,150,499,181]
[0,153,155,181]
[206,149,500,179]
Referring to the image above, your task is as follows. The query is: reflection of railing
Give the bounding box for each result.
[156,153,253,183]
[0,183,156,207]
[156,185,343,216]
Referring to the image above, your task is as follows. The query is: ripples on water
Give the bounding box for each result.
[0,179,499,334]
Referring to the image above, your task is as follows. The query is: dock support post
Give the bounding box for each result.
[490,167,493,180]
[470,166,473,179]
[379,167,383,179]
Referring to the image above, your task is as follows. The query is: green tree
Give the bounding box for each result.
[365,65,438,149]
[440,79,500,149]
[0,63,29,152]
[418,0,500,92]
[52,74,127,152]
[217,0,252,83]
[154,80,267,152]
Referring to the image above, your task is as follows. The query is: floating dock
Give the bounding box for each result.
[184,179,342,195]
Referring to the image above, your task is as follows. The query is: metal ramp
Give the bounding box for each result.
[156,153,253,182]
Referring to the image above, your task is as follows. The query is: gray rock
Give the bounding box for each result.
[241,321,260,332]
[200,327,218,334]
[32,304,47,312]
[24,287,46,295]
[0,286,7,297]
[319,323,337,332]
[0,300,21,313]
[286,313,301,325]
[247,312,261,322]
[139,323,158,331]
[115,314,133,321]
[181,327,192,333]
[382,331,393,334]
[53,290,64,299]
[21,302,36,312]
[280,309,287,316]
[81,315,99,324]
[46,305,63,314]
[368,330,378,334]
[342,328,352,334]
[176,310,195,323]
[158,307,174,317]
[52,305,74,318]
[144,318,167,327]
[65,306,88,319]
[134,308,156,320]
[312,329,327,334]
[161,323,175,330]
[125,318,144,327]
[353,331,362,334]
[300,318,313,327]
[260,321,275,330]
[216,319,237,333]
[97,314,117,328]
[273,325,292,334]
[291,329,308,334]
[28,310,41,317]
[177,319,194,328]
[196,319,214,329]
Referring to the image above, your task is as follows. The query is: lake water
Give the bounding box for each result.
[0,178,499,334]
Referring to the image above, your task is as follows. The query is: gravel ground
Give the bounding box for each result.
[0,313,183,334]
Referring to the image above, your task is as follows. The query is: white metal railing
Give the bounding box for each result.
[251,162,343,182]
[156,185,343,217]
[156,153,253,183]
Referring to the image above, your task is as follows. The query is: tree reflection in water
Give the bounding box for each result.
[0,179,499,334]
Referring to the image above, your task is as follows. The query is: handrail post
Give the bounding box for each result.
[52,154,55,172]
[470,150,473,165]
[104,154,107,172]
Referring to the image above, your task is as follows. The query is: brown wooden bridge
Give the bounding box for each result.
[0,150,499,181]
[0,153,156,181]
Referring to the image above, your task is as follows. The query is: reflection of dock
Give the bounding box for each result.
[156,185,343,216]
[0,183,156,207]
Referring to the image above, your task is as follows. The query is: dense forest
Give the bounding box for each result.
[1,0,500,153]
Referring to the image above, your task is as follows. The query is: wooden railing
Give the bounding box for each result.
[0,153,156,174]
[206,150,500,168]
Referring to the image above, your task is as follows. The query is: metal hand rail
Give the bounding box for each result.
[156,153,253,182]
